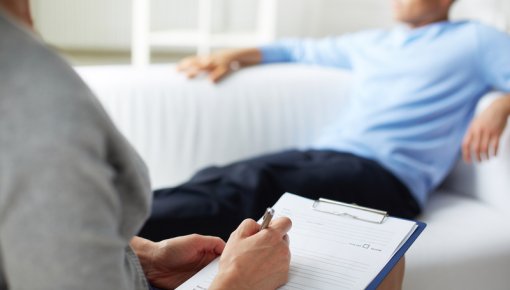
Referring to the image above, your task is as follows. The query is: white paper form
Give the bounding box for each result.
[177,193,418,290]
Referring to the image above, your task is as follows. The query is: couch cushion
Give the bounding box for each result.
[405,190,510,290]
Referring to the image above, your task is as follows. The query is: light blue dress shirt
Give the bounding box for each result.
[260,21,510,207]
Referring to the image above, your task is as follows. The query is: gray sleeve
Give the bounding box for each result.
[0,69,147,290]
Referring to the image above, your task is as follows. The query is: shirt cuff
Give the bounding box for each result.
[259,43,292,64]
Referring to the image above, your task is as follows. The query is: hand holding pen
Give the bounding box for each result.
[210,209,292,290]
[260,208,275,230]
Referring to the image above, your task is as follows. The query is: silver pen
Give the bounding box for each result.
[260,208,275,230]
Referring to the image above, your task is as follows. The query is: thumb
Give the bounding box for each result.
[268,217,292,237]
[198,236,226,255]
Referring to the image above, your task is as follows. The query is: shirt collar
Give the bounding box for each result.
[392,20,451,46]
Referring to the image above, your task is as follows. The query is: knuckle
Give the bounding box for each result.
[260,229,274,241]
[277,216,292,226]
[241,218,256,228]
[236,219,259,237]
[189,233,201,241]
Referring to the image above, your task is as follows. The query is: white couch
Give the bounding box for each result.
[77,64,510,290]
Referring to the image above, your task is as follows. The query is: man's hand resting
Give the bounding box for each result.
[131,235,225,289]
[462,95,510,163]
[210,217,292,290]
[176,48,262,83]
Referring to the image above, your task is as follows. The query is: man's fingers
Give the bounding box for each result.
[209,66,230,83]
[177,57,198,72]
[471,131,482,162]
[480,131,491,161]
[178,57,212,78]
[201,57,215,71]
[186,67,207,79]
[177,55,233,83]
[462,133,473,163]
[462,129,502,163]
[268,217,292,237]
[176,62,188,72]
[492,135,501,157]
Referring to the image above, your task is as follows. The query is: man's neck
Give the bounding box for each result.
[407,16,449,29]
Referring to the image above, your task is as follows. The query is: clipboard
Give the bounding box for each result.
[312,197,427,289]
[313,198,389,224]
[366,220,426,289]
[177,193,426,290]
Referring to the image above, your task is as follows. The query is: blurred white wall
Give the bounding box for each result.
[31,0,510,51]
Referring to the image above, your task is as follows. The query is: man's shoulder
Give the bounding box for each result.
[451,20,510,51]
[450,20,508,38]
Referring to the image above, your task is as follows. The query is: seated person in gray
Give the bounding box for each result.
[140,0,510,241]
[0,1,293,290]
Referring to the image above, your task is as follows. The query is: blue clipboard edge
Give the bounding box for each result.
[365,220,427,290]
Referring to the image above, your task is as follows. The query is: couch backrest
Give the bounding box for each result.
[78,64,352,187]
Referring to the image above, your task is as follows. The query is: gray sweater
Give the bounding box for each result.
[0,12,151,290]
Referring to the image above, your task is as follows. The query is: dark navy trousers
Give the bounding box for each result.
[139,150,421,241]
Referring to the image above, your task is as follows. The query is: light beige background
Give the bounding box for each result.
[30,0,510,52]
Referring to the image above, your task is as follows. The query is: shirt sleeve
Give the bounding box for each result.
[476,23,510,92]
[0,74,147,290]
[259,35,355,69]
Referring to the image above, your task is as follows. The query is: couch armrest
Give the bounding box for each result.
[438,92,510,211]
[76,64,352,189]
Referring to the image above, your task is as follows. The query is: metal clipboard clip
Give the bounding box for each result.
[312,198,388,224]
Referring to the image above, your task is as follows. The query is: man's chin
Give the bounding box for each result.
[392,15,406,24]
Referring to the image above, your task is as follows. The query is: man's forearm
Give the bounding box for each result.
[489,93,510,120]
[224,48,263,68]
[498,94,510,116]
[462,92,510,163]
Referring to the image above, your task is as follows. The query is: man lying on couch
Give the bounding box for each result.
[140,0,510,242]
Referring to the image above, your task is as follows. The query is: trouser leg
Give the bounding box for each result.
[138,150,299,241]
[138,150,420,241]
